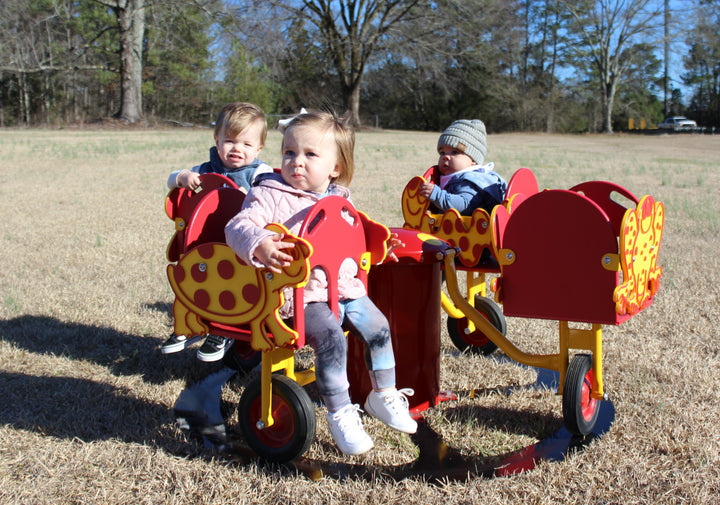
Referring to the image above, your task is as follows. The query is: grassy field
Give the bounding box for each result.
[1,126,719,504]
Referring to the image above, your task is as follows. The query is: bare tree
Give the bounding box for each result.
[527,0,574,132]
[93,0,146,123]
[0,0,72,124]
[241,0,421,125]
[663,0,669,116]
[562,0,662,133]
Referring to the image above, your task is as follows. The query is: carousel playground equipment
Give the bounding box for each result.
[401,166,664,435]
[165,173,403,462]
[164,166,664,462]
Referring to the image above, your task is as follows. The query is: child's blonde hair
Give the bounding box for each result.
[214,102,268,146]
[283,110,355,186]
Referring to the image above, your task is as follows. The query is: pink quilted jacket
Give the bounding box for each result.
[224,173,367,318]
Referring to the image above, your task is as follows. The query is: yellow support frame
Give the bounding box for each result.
[443,249,605,400]
[441,269,488,333]
[558,321,605,399]
[258,348,316,430]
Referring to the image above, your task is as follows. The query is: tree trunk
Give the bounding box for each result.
[348,84,361,126]
[663,0,669,117]
[116,0,145,123]
[19,72,30,126]
[601,79,616,133]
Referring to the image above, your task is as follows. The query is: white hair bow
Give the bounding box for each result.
[277,108,308,132]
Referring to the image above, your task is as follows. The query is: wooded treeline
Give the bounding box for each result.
[1,0,718,133]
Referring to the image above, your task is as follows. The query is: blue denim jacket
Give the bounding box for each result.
[196,147,271,191]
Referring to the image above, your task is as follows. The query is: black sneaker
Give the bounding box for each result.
[197,334,233,362]
[161,333,203,354]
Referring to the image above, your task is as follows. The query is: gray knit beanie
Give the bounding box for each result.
[437,119,487,165]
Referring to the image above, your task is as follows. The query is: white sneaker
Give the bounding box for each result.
[364,388,418,434]
[327,404,374,455]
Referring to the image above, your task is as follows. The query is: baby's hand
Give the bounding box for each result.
[385,232,405,263]
[178,171,202,191]
[254,235,296,273]
[419,181,434,198]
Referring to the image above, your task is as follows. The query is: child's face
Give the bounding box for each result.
[281,124,340,193]
[437,145,475,175]
[215,119,264,170]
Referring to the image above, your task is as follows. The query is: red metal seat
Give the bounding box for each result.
[165,173,241,262]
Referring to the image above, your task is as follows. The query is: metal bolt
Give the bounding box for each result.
[603,256,611,265]
[265,272,274,281]
[362,258,368,267]
[198,263,207,272]
[256,420,265,430]
[482,222,488,229]
[506,252,514,261]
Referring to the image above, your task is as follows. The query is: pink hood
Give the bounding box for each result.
[225,174,366,317]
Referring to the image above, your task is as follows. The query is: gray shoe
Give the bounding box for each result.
[197,334,233,362]
[161,333,203,354]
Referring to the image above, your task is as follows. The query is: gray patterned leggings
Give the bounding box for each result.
[304,296,396,412]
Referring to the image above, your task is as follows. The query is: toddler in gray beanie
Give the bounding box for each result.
[436,119,488,165]
[419,119,507,216]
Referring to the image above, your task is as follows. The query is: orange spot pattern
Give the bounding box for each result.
[401,176,493,267]
[167,224,313,351]
[614,195,664,316]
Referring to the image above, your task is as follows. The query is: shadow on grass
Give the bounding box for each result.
[174,366,614,484]
[144,301,173,318]
[284,401,613,483]
[0,371,185,449]
[0,314,613,482]
[0,313,224,455]
[0,314,220,385]
[211,399,614,484]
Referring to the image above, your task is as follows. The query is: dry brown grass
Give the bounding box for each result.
[1,127,719,504]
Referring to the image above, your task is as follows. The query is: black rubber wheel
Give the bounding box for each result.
[238,374,316,462]
[562,353,601,436]
[222,340,261,373]
[446,296,504,355]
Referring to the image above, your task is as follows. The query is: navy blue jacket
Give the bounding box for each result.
[428,165,507,215]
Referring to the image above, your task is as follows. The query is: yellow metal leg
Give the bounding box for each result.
[260,348,292,429]
[259,347,316,430]
[591,325,605,400]
[440,269,488,329]
[464,271,486,332]
[441,290,466,319]
[467,270,487,299]
[557,322,570,396]
[558,321,605,400]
